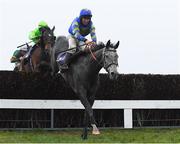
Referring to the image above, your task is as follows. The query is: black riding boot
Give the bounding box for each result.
[59,53,72,72]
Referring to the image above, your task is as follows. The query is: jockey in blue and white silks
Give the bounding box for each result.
[58,9,97,71]
[68,9,97,45]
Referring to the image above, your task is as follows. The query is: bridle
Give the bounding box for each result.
[87,44,118,71]
[40,28,55,51]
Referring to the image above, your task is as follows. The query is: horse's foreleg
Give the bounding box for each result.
[79,95,96,125]
[81,98,100,135]
[19,60,25,72]
[81,111,88,139]
[88,94,100,135]
[78,88,100,136]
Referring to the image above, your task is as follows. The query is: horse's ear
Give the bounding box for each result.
[114,41,120,49]
[106,40,111,48]
[52,26,55,32]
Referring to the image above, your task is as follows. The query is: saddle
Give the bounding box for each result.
[56,48,84,65]
[57,51,83,65]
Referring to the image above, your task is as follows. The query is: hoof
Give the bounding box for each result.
[81,134,88,140]
[92,130,100,135]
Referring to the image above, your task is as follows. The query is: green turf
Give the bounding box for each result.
[0,128,180,143]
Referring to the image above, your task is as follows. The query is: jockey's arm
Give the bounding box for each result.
[90,23,97,43]
[72,22,87,42]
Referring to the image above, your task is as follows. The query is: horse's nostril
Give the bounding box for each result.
[111,72,115,76]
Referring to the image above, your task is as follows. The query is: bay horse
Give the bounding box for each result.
[51,36,119,139]
[20,26,56,74]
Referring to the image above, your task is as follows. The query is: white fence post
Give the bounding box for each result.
[124,109,133,128]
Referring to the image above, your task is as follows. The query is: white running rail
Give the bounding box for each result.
[1,99,180,128]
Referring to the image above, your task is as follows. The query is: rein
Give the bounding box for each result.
[87,45,104,68]
[59,43,87,53]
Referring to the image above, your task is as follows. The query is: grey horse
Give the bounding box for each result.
[51,36,119,139]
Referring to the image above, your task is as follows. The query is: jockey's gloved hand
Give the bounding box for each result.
[91,41,96,48]
[85,40,96,48]
[19,57,23,61]
[85,39,92,45]
[84,40,96,53]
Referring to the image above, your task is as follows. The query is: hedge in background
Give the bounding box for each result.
[0,71,179,100]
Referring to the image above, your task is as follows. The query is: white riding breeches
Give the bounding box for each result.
[67,35,86,54]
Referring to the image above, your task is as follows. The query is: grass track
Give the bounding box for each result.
[0,128,180,143]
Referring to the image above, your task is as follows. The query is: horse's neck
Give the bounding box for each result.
[39,38,45,49]
[35,42,50,62]
[87,48,104,74]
